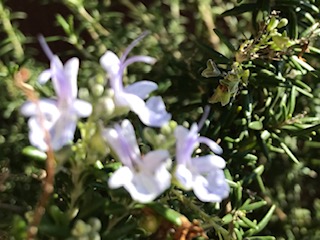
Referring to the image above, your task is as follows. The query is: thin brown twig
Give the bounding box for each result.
[15,68,56,239]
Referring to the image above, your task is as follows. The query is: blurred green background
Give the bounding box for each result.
[1,0,320,239]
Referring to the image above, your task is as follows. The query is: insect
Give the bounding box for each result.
[201,59,222,78]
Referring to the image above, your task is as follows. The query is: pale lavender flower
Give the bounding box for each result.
[99,32,171,127]
[21,37,92,151]
[103,119,171,203]
[174,123,229,202]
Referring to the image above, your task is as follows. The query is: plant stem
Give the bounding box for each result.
[0,2,24,60]
[172,189,231,240]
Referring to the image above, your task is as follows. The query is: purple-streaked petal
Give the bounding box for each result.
[142,150,169,171]
[73,99,92,117]
[23,99,72,151]
[63,57,79,99]
[190,155,226,173]
[26,106,68,152]
[124,81,158,99]
[174,126,192,165]
[119,119,141,158]
[198,136,223,154]
[206,170,230,199]
[137,96,171,127]
[103,120,141,168]
[49,112,77,150]
[193,169,229,202]
[28,109,77,151]
[108,166,133,189]
[38,69,52,84]
[125,166,170,203]
[175,164,193,190]
[173,121,229,203]
[103,128,133,168]
[193,175,224,202]
[174,125,198,163]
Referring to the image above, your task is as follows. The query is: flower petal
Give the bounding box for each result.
[103,120,141,168]
[174,124,197,164]
[49,111,77,150]
[38,69,52,84]
[124,81,158,99]
[116,92,146,114]
[137,96,171,127]
[28,117,48,151]
[125,166,171,203]
[100,51,121,77]
[21,99,58,117]
[142,150,169,171]
[207,169,230,199]
[119,119,140,156]
[189,123,200,137]
[190,155,226,173]
[103,128,132,168]
[63,57,79,99]
[174,125,190,143]
[100,51,124,93]
[175,164,193,190]
[108,166,133,189]
[193,175,223,202]
[73,99,92,117]
[153,165,171,195]
[193,169,229,202]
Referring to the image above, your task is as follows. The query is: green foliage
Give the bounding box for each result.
[1,0,320,239]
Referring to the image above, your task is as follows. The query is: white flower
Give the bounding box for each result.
[99,32,171,127]
[103,119,171,203]
[174,123,229,202]
[21,38,92,151]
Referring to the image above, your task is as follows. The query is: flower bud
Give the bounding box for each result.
[277,18,288,28]
[96,96,115,116]
[91,84,105,98]
[138,214,160,236]
[267,17,279,32]
[71,219,91,237]
[88,218,102,232]
[241,69,250,85]
[143,127,158,145]
[90,129,109,155]
[160,123,172,135]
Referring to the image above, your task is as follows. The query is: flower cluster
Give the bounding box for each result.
[104,119,229,203]
[21,36,92,151]
[99,32,171,127]
[174,123,229,202]
[22,33,229,203]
